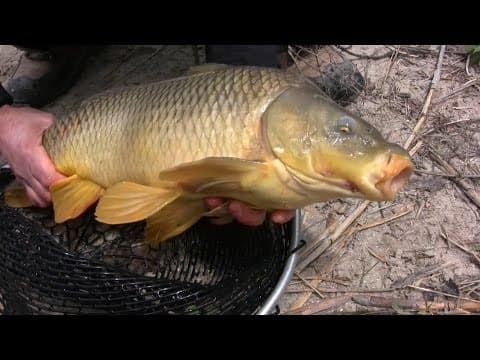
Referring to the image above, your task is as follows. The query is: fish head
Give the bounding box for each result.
[264,84,413,202]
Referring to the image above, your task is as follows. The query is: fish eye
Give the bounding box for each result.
[337,116,354,134]
[339,125,351,133]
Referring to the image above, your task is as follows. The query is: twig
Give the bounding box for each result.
[466,53,471,76]
[404,45,446,150]
[288,279,322,310]
[439,232,480,265]
[380,47,399,95]
[366,203,396,216]
[466,283,480,297]
[408,285,480,304]
[414,169,456,178]
[357,204,415,231]
[415,199,425,219]
[291,276,351,286]
[385,45,421,58]
[295,272,326,299]
[297,200,370,272]
[459,279,480,287]
[352,295,480,313]
[427,145,480,210]
[434,77,480,105]
[391,262,456,289]
[367,247,388,264]
[420,117,480,137]
[312,227,356,275]
[283,295,352,315]
[288,285,397,294]
[330,201,370,241]
[409,140,424,157]
[414,169,480,179]
[335,45,395,60]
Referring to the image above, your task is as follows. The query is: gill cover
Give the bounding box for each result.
[262,84,414,201]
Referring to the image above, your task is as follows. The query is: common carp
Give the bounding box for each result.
[5,64,414,245]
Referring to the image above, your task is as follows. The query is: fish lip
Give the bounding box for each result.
[365,153,414,201]
[374,163,413,200]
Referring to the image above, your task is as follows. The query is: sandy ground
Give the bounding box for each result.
[0,45,479,315]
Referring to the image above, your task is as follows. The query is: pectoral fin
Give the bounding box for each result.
[95,181,181,225]
[50,175,104,223]
[4,180,34,208]
[158,157,269,196]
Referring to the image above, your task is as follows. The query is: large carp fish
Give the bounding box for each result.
[5,64,414,246]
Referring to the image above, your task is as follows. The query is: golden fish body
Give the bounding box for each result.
[44,66,303,190]
[6,65,413,245]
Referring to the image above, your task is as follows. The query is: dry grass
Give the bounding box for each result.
[282,45,480,315]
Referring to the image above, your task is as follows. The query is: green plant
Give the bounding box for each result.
[465,45,480,64]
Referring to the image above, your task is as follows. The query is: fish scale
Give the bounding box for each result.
[43,67,303,188]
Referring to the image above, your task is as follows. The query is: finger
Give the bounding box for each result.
[204,197,225,210]
[25,175,52,205]
[270,210,295,224]
[229,201,266,227]
[31,146,65,188]
[24,184,48,208]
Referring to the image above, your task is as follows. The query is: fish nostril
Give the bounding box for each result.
[387,153,393,166]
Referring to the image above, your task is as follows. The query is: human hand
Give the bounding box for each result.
[204,197,295,226]
[0,105,65,207]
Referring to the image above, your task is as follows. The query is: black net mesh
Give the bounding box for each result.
[0,168,292,315]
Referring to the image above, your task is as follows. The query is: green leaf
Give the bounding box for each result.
[465,45,480,54]
[471,52,480,64]
[465,45,480,52]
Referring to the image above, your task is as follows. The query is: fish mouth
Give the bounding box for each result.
[281,150,413,201]
[368,153,414,201]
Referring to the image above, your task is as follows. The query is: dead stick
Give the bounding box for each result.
[357,205,415,231]
[295,272,326,299]
[421,117,480,137]
[331,201,371,240]
[291,276,351,286]
[353,295,413,309]
[414,169,478,178]
[404,45,446,150]
[297,201,370,272]
[380,47,399,93]
[440,233,480,265]
[352,295,480,313]
[427,147,480,210]
[433,77,480,104]
[409,140,423,157]
[336,45,395,60]
[288,279,322,310]
[408,285,480,304]
[300,214,341,259]
[288,285,397,294]
[367,247,388,264]
[284,295,352,315]
[391,262,456,289]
